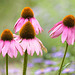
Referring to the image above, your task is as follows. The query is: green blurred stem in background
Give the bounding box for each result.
[58,42,68,75]
[23,50,28,75]
[6,54,8,75]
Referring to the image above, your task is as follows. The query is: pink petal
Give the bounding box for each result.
[34,38,43,55]
[66,28,72,45]
[30,18,43,34]
[15,18,25,33]
[32,18,43,33]
[66,28,74,45]
[49,24,62,36]
[73,27,75,42]
[14,17,22,28]
[14,18,28,33]
[61,26,68,43]
[2,41,10,57]
[10,40,17,58]
[14,41,23,55]
[48,21,62,33]
[54,21,63,26]
[51,25,64,38]
[20,39,27,52]
[32,39,41,55]
[0,40,4,53]
[8,48,13,58]
[71,28,74,45]
[29,39,35,56]
[23,18,28,24]
[26,40,31,55]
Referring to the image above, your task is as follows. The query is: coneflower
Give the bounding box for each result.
[14,7,43,34]
[0,29,23,75]
[48,15,75,75]
[14,21,47,75]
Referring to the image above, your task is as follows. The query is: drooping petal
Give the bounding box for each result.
[35,40,42,55]
[14,17,22,28]
[49,24,62,36]
[20,39,27,52]
[32,18,43,33]
[8,46,13,58]
[10,40,17,58]
[54,21,63,26]
[35,37,47,53]
[48,21,62,33]
[51,25,64,38]
[26,40,31,55]
[2,41,10,57]
[61,26,68,43]
[0,40,4,53]
[29,39,35,56]
[23,18,28,24]
[66,28,73,45]
[71,28,74,45]
[14,41,23,55]
[30,18,43,34]
[35,40,43,56]
[15,18,25,33]
[73,27,75,42]
[14,18,28,33]
[32,39,41,55]
[66,28,74,45]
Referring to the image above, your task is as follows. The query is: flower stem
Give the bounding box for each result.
[6,54,8,75]
[58,42,68,75]
[23,50,28,75]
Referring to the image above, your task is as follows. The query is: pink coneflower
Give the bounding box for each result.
[0,29,23,58]
[48,15,75,45]
[15,21,47,75]
[14,7,43,34]
[15,21,47,56]
[48,15,75,75]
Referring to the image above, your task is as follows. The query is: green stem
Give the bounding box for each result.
[58,42,68,75]
[23,50,28,75]
[6,54,8,75]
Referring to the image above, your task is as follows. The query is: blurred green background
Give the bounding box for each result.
[0,0,75,75]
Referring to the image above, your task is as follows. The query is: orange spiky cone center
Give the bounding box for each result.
[19,21,35,39]
[1,29,13,41]
[21,7,34,19]
[63,15,75,27]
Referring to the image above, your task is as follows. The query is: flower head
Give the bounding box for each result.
[0,29,23,58]
[14,21,47,56]
[14,7,43,34]
[48,15,75,45]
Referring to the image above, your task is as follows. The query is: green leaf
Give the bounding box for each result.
[62,63,70,70]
